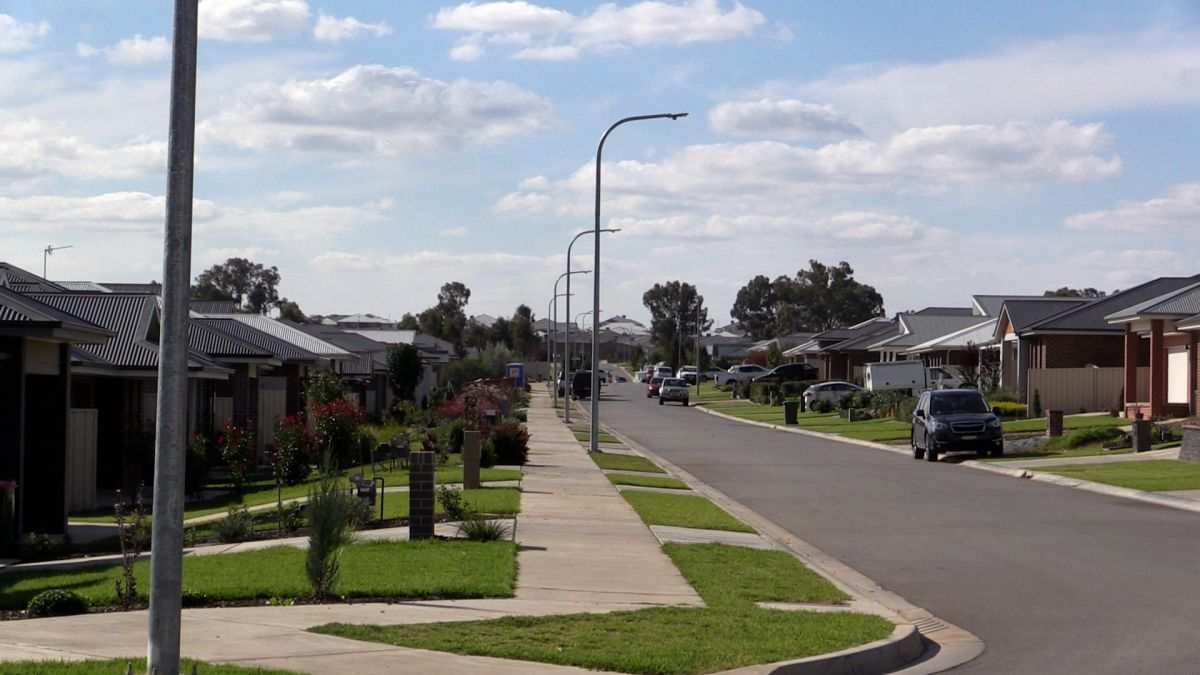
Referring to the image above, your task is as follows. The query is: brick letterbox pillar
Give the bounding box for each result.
[1046,410,1064,437]
[463,431,481,490]
[409,451,436,540]
[1180,425,1200,464]
[1131,420,1153,453]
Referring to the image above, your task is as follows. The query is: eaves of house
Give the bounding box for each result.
[0,286,113,344]
[1024,276,1200,335]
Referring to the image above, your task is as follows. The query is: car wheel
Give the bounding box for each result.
[912,434,924,460]
[681,399,689,406]
[658,397,664,405]
[990,445,1004,457]
[924,434,938,462]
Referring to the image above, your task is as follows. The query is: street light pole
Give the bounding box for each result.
[566,228,618,424]
[554,270,589,408]
[591,113,687,453]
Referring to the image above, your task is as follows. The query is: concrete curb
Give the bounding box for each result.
[742,624,924,675]
[697,403,1200,517]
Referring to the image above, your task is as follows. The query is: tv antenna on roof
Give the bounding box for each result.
[44,244,74,278]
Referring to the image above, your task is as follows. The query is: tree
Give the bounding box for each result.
[396,313,419,330]
[731,260,884,336]
[489,317,513,348]
[510,304,537,358]
[642,281,711,369]
[386,344,424,402]
[463,322,489,351]
[416,281,472,355]
[278,300,305,323]
[193,257,283,313]
[1044,287,1106,298]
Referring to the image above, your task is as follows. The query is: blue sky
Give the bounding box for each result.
[3,1,1199,327]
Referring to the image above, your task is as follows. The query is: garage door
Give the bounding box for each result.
[1167,346,1189,404]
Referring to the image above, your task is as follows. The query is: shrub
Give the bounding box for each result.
[213,506,255,543]
[218,419,256,493]
[508,409,528,423]
[1033,389,1043,418]
[988,387,1024,403]
[181,589,210,608]
[458,516,510,542]
[26,589,89,617]
[480,437,497,468]
[276,502,305,534]
[893,396,920,422]
[811,399,836,414]
[990,401,1028,418]
[305,370,346,405]
[440,418,469,456]
[837,392,857,411]
[311,399,365,469]
[1065,426,1124,448]
[491,422,530,465]
[437,486,468,521]
[306,454,358,599]
[271,414,314,487]
[185,432,210,498]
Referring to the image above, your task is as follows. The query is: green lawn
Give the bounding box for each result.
[0,659,295,674]
[1039,460,1200,492]
[573,429,621,444]
[985,444,1133,462]
[377,487,521,520]
[621,491,754,533]
[1004,414,1128,434]
[607,473,691,490]
[590,453,666,474]
[70,461,522,524]
[692,381,737,403]
[0,540,516,611]
[312,543,891,675]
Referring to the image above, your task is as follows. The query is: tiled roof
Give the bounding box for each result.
[200,313,352,359]
[1002,298,1092,332]
[1028,276,1200,333]
[1105,281,1200,322]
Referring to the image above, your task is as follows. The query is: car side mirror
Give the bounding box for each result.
[914,409,925,418]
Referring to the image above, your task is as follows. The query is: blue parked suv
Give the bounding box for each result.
[911,389,1003,461]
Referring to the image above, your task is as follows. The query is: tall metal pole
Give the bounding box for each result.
[546,297,555,399]
[566,228,617,424]
[554,270,588,410]
[695,301,701,398]
[148,1,197,673]
[591,113,686,453]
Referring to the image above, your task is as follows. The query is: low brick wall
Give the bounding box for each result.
[1180,425,1200,464]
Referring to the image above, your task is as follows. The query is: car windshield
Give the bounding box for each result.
[929,393,990,415]
[650,377,663,384]
[663,378,685,386]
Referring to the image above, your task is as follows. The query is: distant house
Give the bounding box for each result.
[291,322,393,417]
[346,329,455,404]
[700,334,754,361]
[1106,281,1200,418]
[991,297,1092,393]
[867,311,989,364]
[785,319,893,382]
[335,313,395,330]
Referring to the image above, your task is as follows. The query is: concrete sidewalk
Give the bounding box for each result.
[0,389,698,674]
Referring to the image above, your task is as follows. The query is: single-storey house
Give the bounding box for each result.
[1106,281,1200,418]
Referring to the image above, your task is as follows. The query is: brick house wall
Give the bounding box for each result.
[1028,334,1126,369]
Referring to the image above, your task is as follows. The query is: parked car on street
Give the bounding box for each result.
[752,363,819,384]
[570,370,592,399]
[647,376,665,397]
[802,381,863,407]
[677,365,699,384]
[654,365,674,379]
[911,389,1003,462]
[658,377,690,406]
[714,363,770,388]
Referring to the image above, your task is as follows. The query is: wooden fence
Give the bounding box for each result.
[66,408,97,511]
[1027,367,1149,413]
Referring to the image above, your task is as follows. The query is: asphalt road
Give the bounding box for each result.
[598,381,1200,674]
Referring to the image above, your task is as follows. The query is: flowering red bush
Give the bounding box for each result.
[310,399,364,468]
[218,419,256,492]
[271,414,314,486]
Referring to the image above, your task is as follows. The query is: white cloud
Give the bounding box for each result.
[313,13,392,42]
[311,251,380,271]
[797,29,1200,129]
[76,34,170,65]
[439,226,469,237]
[203,245,281,262]
[199,0,310,42]
[0,118,166,188]
[1063,183,1200,233]
[432,0,764,61]
[200,64,556,154]
[495,120,1120,220]
[709,99,862,140]
[269,190,309,205]
[449,35,486,61]
[0,14,50,53]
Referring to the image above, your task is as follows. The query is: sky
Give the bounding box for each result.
[3,1,1200,328]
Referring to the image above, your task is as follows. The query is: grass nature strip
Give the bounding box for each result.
[312,543,891,675]
[0,541,516,611]
[1038,460,1200,492]
[620,491,754,533]
[0,659,297,674]
[607,473,691,490]
[590,453,666,474]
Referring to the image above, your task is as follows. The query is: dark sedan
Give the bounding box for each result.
[752,362,819,383]
[911,389,1003,461]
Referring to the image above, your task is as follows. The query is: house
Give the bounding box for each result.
[0,285,113,536]
[991,297,1092,394]
[291,322,393,417]
[335,313,395,330]
[1106,281,1200,418]
[599,314,650,336]
[784,319,893,382]
[699,334,755,361]
[867,311,989,364]
[345,329,455,404]
[906,318,999,369]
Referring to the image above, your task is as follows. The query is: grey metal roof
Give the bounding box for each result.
[0,286,110,339]
[57,281,112,292]
[196,318,317,362]
[1178,313,1200,331]
[1029,276,1200,332]
[1105,281,1200,322]
[972,294,1055,317]
[1002,298,1092,332]
[830,319,900,351]
[190,300,238,314]
[870,314,987,350]
[189,321,275,360]
[0,262,69,293]
[99,281,162,294]
[910,319,998,352]
[913,306,974,316]
[201,313,352,359]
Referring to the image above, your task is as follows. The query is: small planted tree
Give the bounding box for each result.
[310,399,365,468]
[386,343,424,402]
[306,450,357,599]
[219,420,256,494]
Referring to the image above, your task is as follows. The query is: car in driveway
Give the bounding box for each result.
[647,376,665,397]
[658,377,689,406]
[802,381,862,407]
[676,365,699,384]
[752,363,819,384]
[700,368,725,382]
[714,363,770,388]
[911,389,1003,461]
